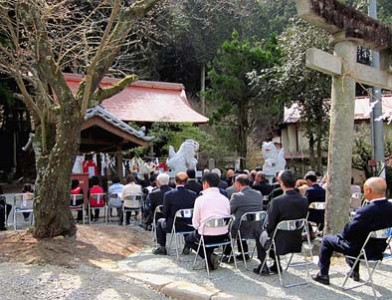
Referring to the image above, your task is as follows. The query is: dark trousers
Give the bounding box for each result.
[0,203,12,228]
[185,230,230,263]
[223,238,249,256]
[119,209,139,225]
[156,218,169,246]
[255,230,281,267]
[319,235,358,276]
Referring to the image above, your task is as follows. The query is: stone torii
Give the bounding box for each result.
[295,0,392,234]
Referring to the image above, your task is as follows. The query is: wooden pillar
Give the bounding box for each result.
[325,39,357,234]
[116,144,123,181]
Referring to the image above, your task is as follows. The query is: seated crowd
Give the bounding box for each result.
[1,166,391,286]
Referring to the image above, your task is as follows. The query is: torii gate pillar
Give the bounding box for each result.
[326,38,357,233]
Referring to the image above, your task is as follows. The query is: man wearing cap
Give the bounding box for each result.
[153,172,197,255]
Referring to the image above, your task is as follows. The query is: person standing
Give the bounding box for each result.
[153,172,196,255]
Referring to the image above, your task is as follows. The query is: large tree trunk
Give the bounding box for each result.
[32,106,83,238]
[308,133,316,170]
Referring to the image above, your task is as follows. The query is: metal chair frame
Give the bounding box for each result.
[260,218,312,288]
[122,194,142,226]
[88,193,107,224]
[341,227,392,299]
[192,216,237,277]
[168,208,194,260]
[236,211,267,270]
[151,204,163,246]
[70,194,85,224]
[13,193,34,230]
[107,193,122,223]
[307,201,326,235]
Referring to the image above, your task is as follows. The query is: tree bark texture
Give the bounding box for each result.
[325,40,357,235]
[238,101,249,168]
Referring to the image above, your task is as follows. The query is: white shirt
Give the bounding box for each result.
[121,182,142,199]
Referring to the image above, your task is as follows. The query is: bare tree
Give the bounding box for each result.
[0,0,160,238]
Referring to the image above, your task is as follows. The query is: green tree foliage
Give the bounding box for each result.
[251,19,331,170]
[206,31,281,165]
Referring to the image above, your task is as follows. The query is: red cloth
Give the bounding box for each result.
[89,185,105,207]
[82,160,99,176]
[71,187,83,195]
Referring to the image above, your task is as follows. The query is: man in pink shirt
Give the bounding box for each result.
[185,172,231,270]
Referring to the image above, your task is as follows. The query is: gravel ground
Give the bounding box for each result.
[118,233,392,300]
[0,261,167,299]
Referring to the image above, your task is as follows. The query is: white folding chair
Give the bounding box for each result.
[70,194,85,224]
[13,193,34,230]
[88,193,107,224]
[341,227,392,299]
[236,211,267,270]
[168,208,194,260]
[192,216,237,277]
[307,201,326,236]
[151,204,163,246]
[260,218,312,288]
[122,194,142,226]
[107,193,122,223]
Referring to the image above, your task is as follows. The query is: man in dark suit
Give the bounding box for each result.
[143,173,172,228]
[228,174,263,261]
[312,177,392,285]
[254,170,308,275]
[153,172,197,255]
[185,169,202,195]
[305,174,326,236]
[252,171,273,196]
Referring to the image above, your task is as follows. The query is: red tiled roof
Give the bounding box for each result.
[64,73,208,124]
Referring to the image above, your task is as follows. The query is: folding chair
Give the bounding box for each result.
[107,193,122,223]
[236,211,267,269]
[168,208,194,260]
[192,216,237,277]
[151,204,163,246]
[122,194,142,226]
[88,193,107,224]
[307,201,325,236]
[13,193,34,230]
[70,194,85,224]
[262,196,269,210]
[341,227,392,299]
[260,218,312,288]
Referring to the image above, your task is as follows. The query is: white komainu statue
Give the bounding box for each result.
[262,141,286,176]
[167,139,199,174]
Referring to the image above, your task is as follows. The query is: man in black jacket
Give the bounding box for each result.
[185,169,202,195]
[254,170,308,275]
[252,171,273,196]
[312,177,392,285]
[153,172,197,255]
[143,173,172,228]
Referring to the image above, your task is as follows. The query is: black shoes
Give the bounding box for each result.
[269,263,282,274]
[0,227,7,231]
[312,273,330,285]
[182,245,191,255]
[348,270,360,282]
[209,253,220,270]
[253,264,270,276]
[236,254,250,261]
[153,246,167,255]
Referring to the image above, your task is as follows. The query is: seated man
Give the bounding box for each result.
[305,173,326,237]
[254,170,308,275]
[70,179,84,222]
[252,171,273,196]
[185,169,202,195]
[227,174,263,261]
[153,172,196,255]
[121,174,142,225]
[0,187,12,231]
[185,172,231,270]
[143,173,172,228]
[312,177,392,285]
